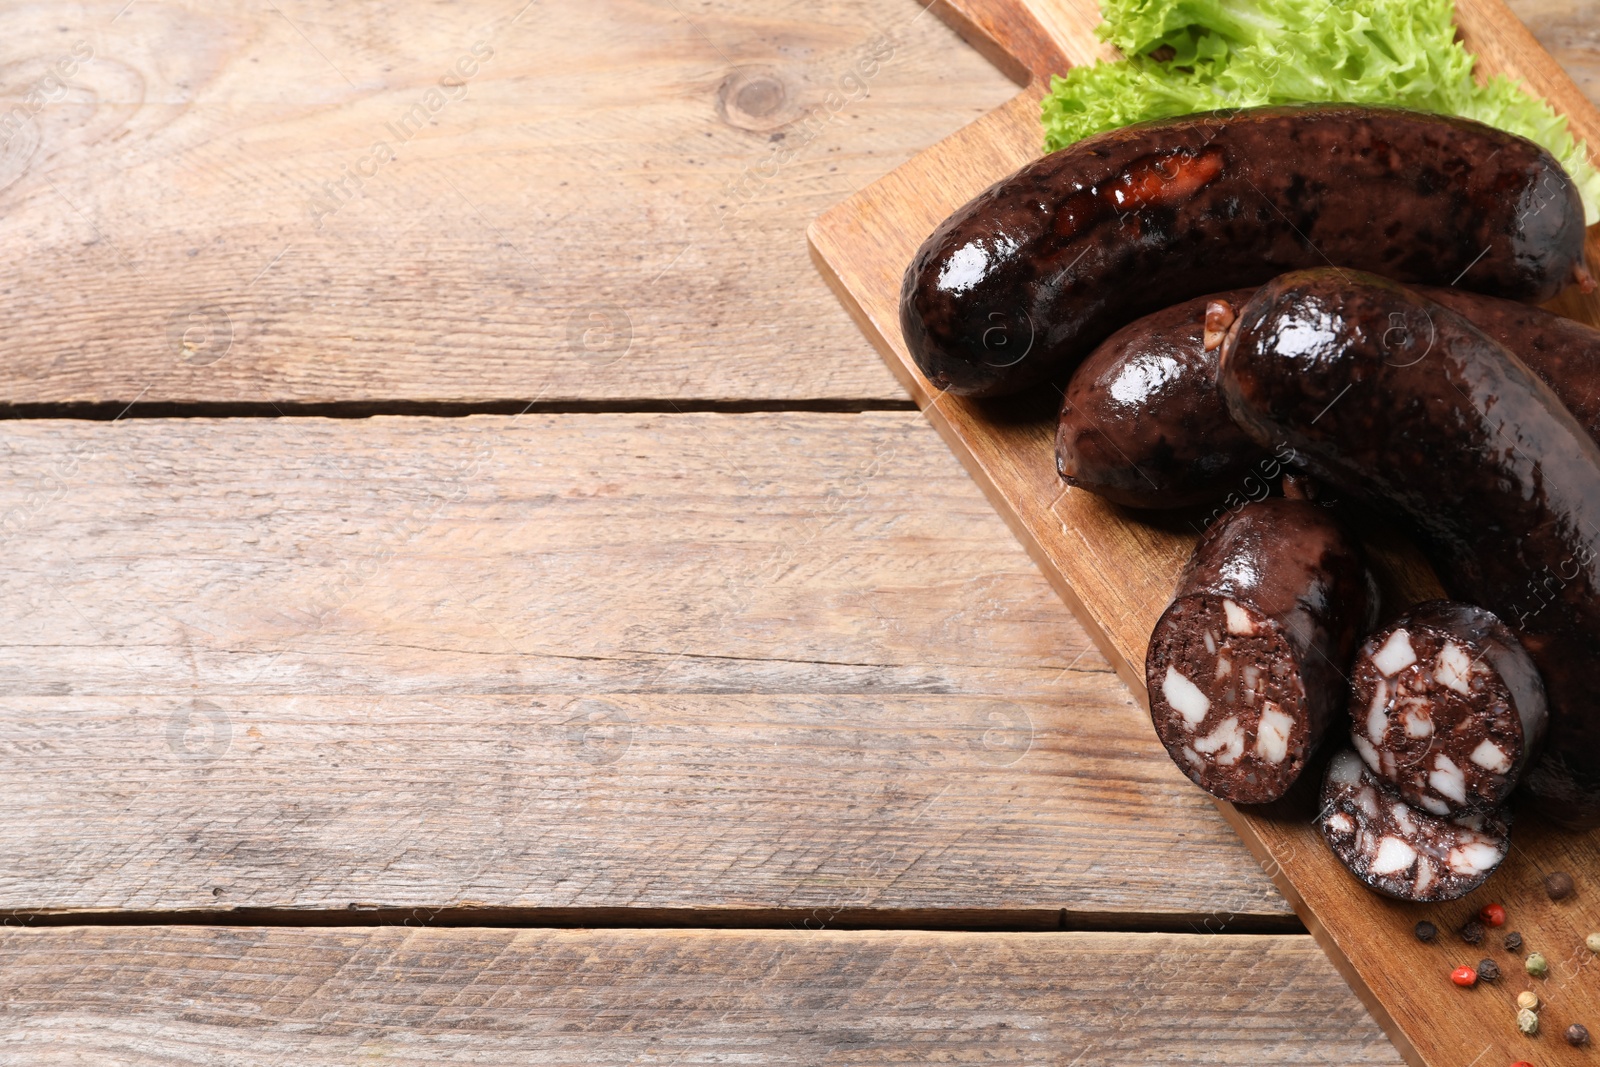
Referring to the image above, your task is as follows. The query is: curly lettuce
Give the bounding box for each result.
[1040,0,1600,224]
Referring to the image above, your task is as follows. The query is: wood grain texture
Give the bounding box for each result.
[809,0,1600,1063]
[0,0,1017,408]
[0,412,1289,919]
[0,927,1401,1065]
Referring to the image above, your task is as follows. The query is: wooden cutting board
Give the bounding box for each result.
[809,1,1600,1064]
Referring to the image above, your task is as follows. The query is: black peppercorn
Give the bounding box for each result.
[1416,920,1438,943]
[1460,920,1485,945]
[1567,1023,1591,1047]
[1504,931,1523,952]
[1545,871,1576,900]
[1476,958,1500,982]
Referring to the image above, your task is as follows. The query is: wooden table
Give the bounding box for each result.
[0,0,1593,1060]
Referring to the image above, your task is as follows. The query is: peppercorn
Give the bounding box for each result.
[1451,965,1479,987]
[1511,1062,1535,1067]
[1480,903,1507,926]
[1526,952,1549,978]
[1518,1008,1540,1035]
[1415,920,1438,943]
[1517,991,1539,1011]
[1504,931,1524,952]
[1461,920,1486,945]
[1545,871,1575,900]
[1477,958,1501,983]
[1568,1023,1592,1047]
[1587,932,1600,954]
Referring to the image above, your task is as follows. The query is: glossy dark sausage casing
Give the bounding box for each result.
[1220,268,1600,827]
[1427,289,1600,440]
[1055,290,1262,508]
[1145,498,1377,804]
[901,104,1589,397]
[1058,286,1600,509]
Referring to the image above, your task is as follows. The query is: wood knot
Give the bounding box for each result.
[717,66,796,132]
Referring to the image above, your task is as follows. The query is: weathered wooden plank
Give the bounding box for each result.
[0,412,1288,918]
[0,927,1401,1065]
[0,0,1015,409]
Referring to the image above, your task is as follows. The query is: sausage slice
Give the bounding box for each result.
[1350,601,1547,816]
[1320,749,1511,902]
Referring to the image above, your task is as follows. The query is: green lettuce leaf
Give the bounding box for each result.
[1041,0,1600,224]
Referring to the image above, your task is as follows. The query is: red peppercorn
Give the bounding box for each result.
[1451,965,1478,987]
[1511,1062,1535,1067]
[1479,903,1507,927]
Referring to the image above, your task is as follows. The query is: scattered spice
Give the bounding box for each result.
[1480,903,1507,926]
[1518,1008,1540,1036]
[1452,965,1479,987]
[1587,932,1600,954]
[1568,1023,1592,1048]
[1505,931,1524,953]
[1462,920,1487,945]
[1477,958,1501,982]
[1545,871,1575,900]
[1517,991,1539,1011]
[1526,953,1550,978]
[1415,920,1438,943]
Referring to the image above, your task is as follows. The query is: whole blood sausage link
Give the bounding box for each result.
[901,104,1590,397]
[1145,498,1377,804]
[1056,289,1262,508]
[1220,268,1600,826]
[1057,286,1600,510]
[1320,749,1511,902]
[1350,600,1547,816]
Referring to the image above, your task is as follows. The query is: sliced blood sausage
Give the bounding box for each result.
[1220,268,1600,826]
[1146,498,1377,804]
[900,104,1590,397]
[1350,600,1547,816]
[1320,749,1511,902]
[1055,289,1264,508]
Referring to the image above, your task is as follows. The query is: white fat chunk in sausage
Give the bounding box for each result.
[1328,749,1364,786]
[1469,738,1512,774]
[1356,785,1380,820]
[1182,745,1204,769]
[1419,793,1451,816]
[1401,702,1433,739]
[1429,754,1467,804]
[1215,655,1232,680]
[1204,630,1217,655]
[1254,704,1294,764]
[1413,856,1434,896]
[1327,811,1355,835]
[1162,666,1210,728]
[1434,641,1473,695]
[1193,716,1244,765]
[1448,840,1504,876]
[1371,835,1418,875]
[1366,700,1388,745]
[1364,680,1390,743]
[1371,629,1418,677]
[1352,733,1382,775]
[1222,599,1256,636]
[1392,803,1417,837]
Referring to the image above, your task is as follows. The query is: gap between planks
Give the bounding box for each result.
[0,905,1305,934]
[0,399,920,420]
